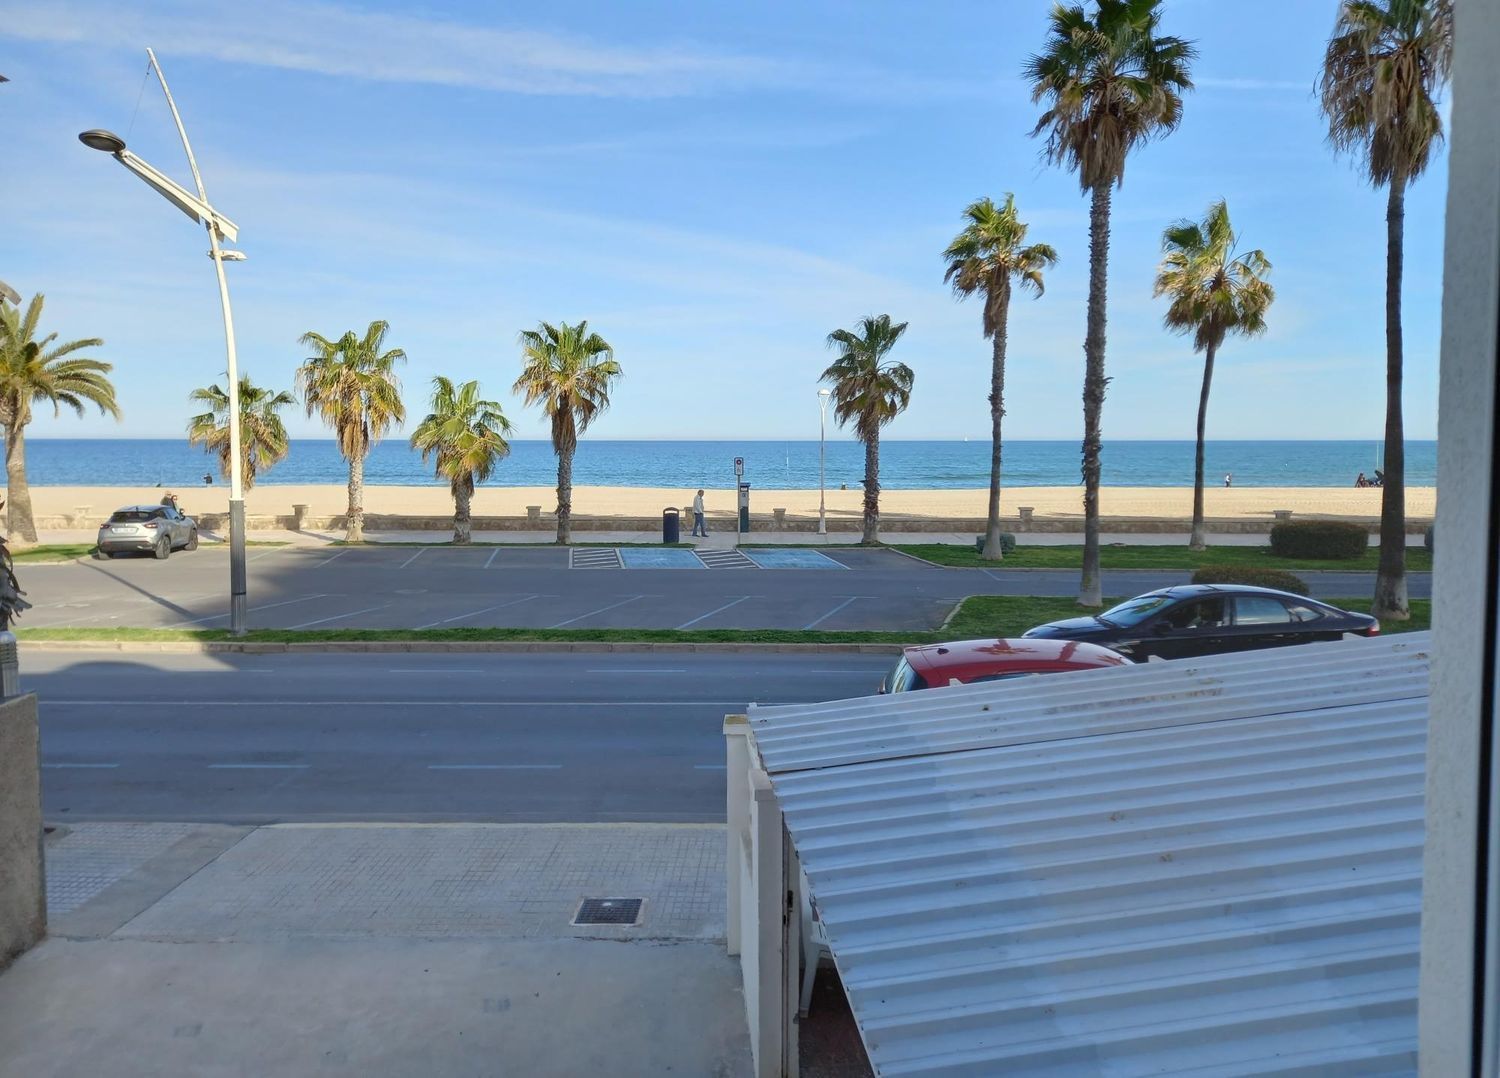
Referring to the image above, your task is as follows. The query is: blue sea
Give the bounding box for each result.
[21,439,1436,489]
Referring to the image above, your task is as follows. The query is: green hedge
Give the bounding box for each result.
[973,533,1017,555]
[1268,520,1369,561]
[1191,565,1311,595]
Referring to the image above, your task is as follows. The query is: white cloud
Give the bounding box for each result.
[4,0,793,98]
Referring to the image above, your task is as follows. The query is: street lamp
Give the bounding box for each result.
[817,389,832,536]
[79,49,248,635]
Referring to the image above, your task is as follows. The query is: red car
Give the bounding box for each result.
[878,637,1128,693]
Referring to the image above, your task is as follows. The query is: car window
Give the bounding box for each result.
[108,510,153,523]
[882,657,926,693]
[1284,601,1326,623]
[1234,596,1296,626]
[1099,594,1174,627]
[1160,597,1227,631]
[150,508,167,520]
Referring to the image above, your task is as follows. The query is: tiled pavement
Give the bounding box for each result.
[44,821,203,915]
[48,822,726,942]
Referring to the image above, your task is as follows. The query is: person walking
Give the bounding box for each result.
[1223,473,1233,488]
[691,489,709,537]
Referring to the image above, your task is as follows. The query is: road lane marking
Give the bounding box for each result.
[547,594,642,628]
[675,595,749,630]
[316,550,347,567]
[414,594,539,630]
[208,763,310,770]
[585,668,689,674]
[427,764,563,770]
[286,603,390,629]
[803,596,859,630]
[484,548,500,569]
[399,548,427,569]
[42,762,119,769]
[168,593,330,627]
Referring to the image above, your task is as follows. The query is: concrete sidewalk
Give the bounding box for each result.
[0,823,751,1077]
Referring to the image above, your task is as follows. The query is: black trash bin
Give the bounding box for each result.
[662,507,680,544]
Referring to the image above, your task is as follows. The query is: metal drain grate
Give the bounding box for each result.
[573,897,644,925]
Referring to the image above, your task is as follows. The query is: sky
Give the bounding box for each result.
[0,0,1449,443]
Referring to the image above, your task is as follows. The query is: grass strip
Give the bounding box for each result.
[897,542,1433,573]
[15,596,1429,645]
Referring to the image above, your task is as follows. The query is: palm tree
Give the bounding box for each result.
[943,194,1059,561]
[821,315,915,546]
[186,376,296,491]
[1320,0,1452,620]
[1025,0,1195,606]
[410,377,513,545]
[1153,200,1274,552]
[513,321,621,544]
[0,294,119,542]
[296,321,406,543]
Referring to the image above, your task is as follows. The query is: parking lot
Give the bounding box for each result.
[15,543,1427,633]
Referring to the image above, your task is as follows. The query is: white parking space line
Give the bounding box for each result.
[316,550,347,567]
[675,596,749,630]
[414,594,540,630]
[399,548,426,569]
[42,762,119,769]
[803,596,859,630]
[285,603,391,629]
[207,763,310,770]
[547,594,643,629]
[484,548,500,569]
[427,764,563,771]
[168,593,330,628]
[248,547,288,562]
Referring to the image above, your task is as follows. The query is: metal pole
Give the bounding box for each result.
[149,49,247,634]
[818,394,827,536]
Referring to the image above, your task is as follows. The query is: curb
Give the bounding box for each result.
[19,640,905,655]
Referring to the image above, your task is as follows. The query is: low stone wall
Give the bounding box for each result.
[37,511,1433,536]
[0,693,44,970]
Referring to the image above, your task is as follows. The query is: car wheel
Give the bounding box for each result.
[185,529,199,551]
[92,549,107,560]
[154,536,171,560]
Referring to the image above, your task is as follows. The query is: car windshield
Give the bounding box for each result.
[108,510,154,523]
[882,657,925,694]
[1097,595,1175,627]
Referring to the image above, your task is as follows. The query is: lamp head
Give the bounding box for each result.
[79,129,127,153]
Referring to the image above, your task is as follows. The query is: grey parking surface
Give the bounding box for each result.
[16,544,1426,632]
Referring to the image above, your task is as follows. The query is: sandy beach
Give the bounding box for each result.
[11,484,1437,523]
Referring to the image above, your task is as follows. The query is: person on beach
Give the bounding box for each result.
[692,489,709,537]
[1223,473,1233,488]
[1356,472,1369,487]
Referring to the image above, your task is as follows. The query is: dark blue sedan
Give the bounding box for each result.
[1021,584,1380,662]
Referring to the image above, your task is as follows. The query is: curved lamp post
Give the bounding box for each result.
[78,50,248,635]
[817,388,831,536]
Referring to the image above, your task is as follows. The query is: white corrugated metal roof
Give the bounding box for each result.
[752,633,1429,1076]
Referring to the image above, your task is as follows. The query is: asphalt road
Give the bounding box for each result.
[25,651,894,823]
[16,544,1429,632]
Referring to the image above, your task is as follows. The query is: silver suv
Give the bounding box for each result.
[95,504,199,560]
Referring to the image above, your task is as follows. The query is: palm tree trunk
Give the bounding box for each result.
[453,479,472,545]
[1189,343,1217,552]
[862,432,880,545]
[1373,177,1408,619]
[556,450,573,545]
[1078,184,1111,607]
[4,421,38,544]
[982,300,1010,561]
[346,449,365,543]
